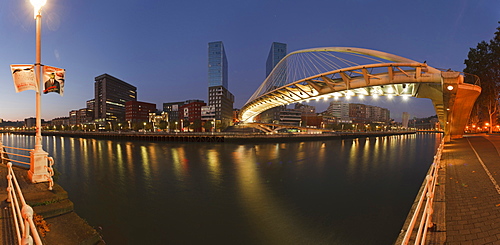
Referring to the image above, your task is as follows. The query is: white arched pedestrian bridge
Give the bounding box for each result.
[239,47,481,140]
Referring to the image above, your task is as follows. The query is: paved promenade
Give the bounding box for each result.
[0,163,104,244]
[429,134,500,244]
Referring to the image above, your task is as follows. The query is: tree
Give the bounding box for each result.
[464,22,500,133]
[190,119,202,132]
[157,121,167,130]
[203,120,213,132]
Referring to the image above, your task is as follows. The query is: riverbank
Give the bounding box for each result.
[396,134,500,244]
[0,163,104,244]
[1,130,425,143]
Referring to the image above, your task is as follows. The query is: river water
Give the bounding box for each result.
[2,133,441,244]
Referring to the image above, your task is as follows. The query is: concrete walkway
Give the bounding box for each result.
[0,163,104,244]
[429,134,500,244]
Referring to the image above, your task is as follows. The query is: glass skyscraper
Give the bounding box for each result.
[266,42,287,77]
[208,41,234,127]
[208,41,228,89]
[260,42,288,124]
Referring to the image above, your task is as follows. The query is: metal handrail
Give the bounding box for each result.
[0,140,56,244]
[436,68,481,86]
[2,145,32,166]
[6,161,43,245]
[400,138,445,244]
[1,143,54,190]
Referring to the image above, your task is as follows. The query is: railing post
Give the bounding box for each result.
[0,139,4,163]
[21,205,34,245]
[6,169,12,203]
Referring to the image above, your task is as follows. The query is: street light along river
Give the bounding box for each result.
[2,133,441,244]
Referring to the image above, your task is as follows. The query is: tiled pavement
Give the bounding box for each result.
[441,135,500,245]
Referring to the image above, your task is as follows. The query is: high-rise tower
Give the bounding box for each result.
[266,42,287,78]
[208,41,234,127]
[208,41,229,89]
[94,74,137,122]
[260,42,288,124]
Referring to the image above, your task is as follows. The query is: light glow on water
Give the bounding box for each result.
[1,133,441,244]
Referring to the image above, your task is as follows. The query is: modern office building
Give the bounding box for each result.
[163,101,187,123]
[295,103,316,116]
[367,106,390,123]
[24,117,40,128]
[208,41,234,126]
[69,110,78,125]
[51,117,69,127]
[327,101,390,124]
[69,108,92,125]
[125,101,157,123]
[94,74,137,122]
[201,105,215,121]
[208,41,228,89]
[180,100,206,122]
[259,105,286,124]
[86,99,95,122]
[278,109,302,126]
[327,101,351,123]
[208,86,234,126]
[258,42,289,124]
[402,112,410,128]
[180,100,206,131]
[266,42,287,78]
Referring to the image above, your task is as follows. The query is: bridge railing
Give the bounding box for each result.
[5,161,43,245]
[462,72,480,86]
[437,68,480,86]
[399,138,445,245]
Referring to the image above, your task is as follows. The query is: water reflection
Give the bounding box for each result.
[1,133,441,245]
[206,149,222,186]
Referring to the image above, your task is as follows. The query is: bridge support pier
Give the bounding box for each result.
[442,71,481,142]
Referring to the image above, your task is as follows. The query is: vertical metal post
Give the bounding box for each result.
[34,12,42,152]
[29,5,50,184]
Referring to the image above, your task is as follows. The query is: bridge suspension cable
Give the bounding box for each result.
[247,47,425,104]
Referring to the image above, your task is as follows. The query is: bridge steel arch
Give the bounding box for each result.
[239,47,481,141]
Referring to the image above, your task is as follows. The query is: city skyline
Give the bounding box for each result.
[0,0,498,121]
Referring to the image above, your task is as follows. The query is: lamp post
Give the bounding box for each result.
[29,0,50,183]
[32,0,46,151]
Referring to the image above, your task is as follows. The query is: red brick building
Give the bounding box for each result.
[180,100,206,122]
[125,101,157,123]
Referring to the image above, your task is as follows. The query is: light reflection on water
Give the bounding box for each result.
[1,133,441,244]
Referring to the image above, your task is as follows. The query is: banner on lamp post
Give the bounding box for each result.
[10,64,37,93]
[43,65,65,96]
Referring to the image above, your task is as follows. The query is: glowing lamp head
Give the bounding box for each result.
[30,0,47,18]
[447,85,454,91]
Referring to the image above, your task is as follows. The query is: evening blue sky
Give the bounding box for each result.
[0,0,499,121]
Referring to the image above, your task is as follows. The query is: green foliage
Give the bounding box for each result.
[464,22,500,131]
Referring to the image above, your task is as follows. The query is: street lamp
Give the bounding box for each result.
[32,0,45,150]
[29,0,51,183]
